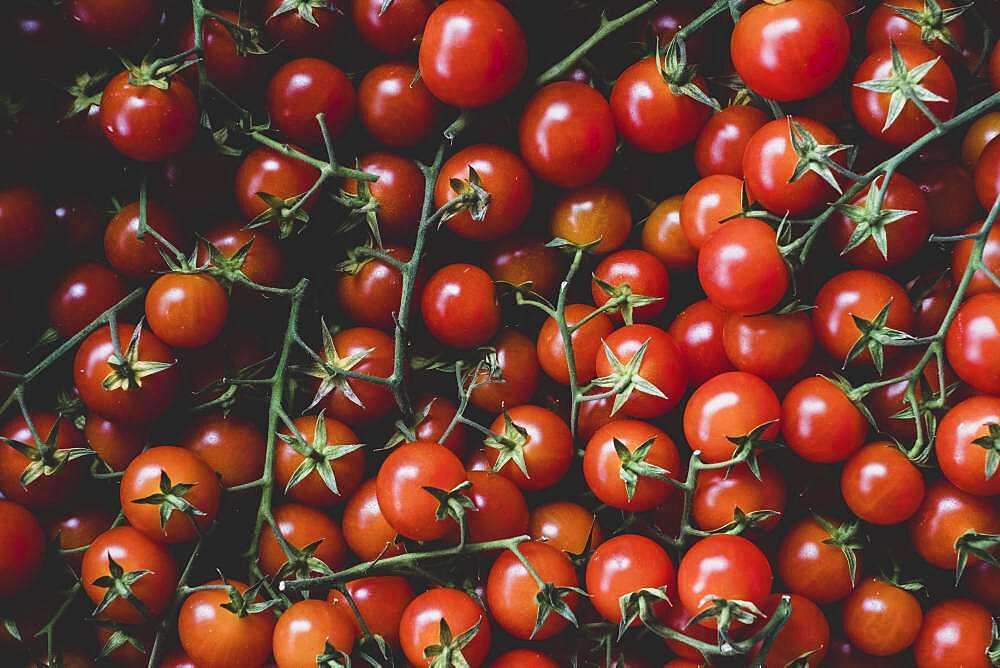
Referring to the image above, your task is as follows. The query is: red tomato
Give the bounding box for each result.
[275,415,365,507]
[85,415,147,472]
[267,58,355,146]
[99,70,197,162]
[722,310,814,381]
[591,250,669,324]
[677,534,772,628]
[104,200,186,280]
[49,262,127,338]
[48,505,114,571]
[936,396,1000,496]
[259,503,347,579]
[909,478,1000,569]
[549,183,631,252]
[483,232,563,297]
[0,500,44,597]
[421,264,500,349]
[338,245,411,330]
[490,649,559,668]
[358,62,439,148]
[341,478,405,561]
[485,405,573,491]
[913,599,993,668]
[680,174,749,250]
[842,578,922,656]
[263,0,343,57]
[315,326,396,425]
[584,420,680,511]
[909,160,979,235]
[376,441,467,541]
[963,113,1000,167]
[342,152,425,242]
[782,376,867,463]
[667,299,735,385]
[178,579,275,668]
[945,292,1000,393]
[418,0,526,108]
[406,394,468,457]
[180,414,264,487]
[329,577,415,648]
[698,218,789,315]
[399,588,491,667]
[447,470,528,545]
[777,516,860,604]
[469,329,540,413]
[841,442,925,524]
[693,458,786,532]
[528,501,603,555]
[234,146,320,223]
[641,195,698,271]
[952,220,1000,296]
[694,105,769,178]
[272,599,356,667]
[593,324,688,418]
[145,273,229,349]
[51,196,103,254]
[352,0,434,55]
[586,534,675,625]
[683,371,781,463]
[0,186,47,267]
[486,541,579,639]
[0,411,86,508]
[537,304,615,385]
[178,10,265,96]
[865,0,970,62]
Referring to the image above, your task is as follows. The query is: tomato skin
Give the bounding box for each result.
[698,218,789,316]
[276,415,365,506]
[81,526,178,624]
[0,500,44,597]
[358,62,439,148]
[435,144,533,241]
[418,0,526,108]
[407,394,467,457]
[641,195,698,271]
[963,113,1000,167]
[852,45,957,146]
[743,116,844,216]
[272,599,357,668]
[693,458,786,532]
[586,534,675,625]
[909,478,1000,569]
[319,327,396,425]
[782,376,867,463]
[731,0,849,101]
[328,576,415,647]
[593,324,688,418]
[519,82,617,188]
[342,152,425,241]
[842,578,922,656]
[234,146,320,223]
[750,593,829,667]
[85,415,147,472]
[486,405,573,491]
[421,264,500,349]
[777,516,860,604]
[865,0,970,61]
[991,40,1000,91]
[667,299,735,385]
[953,220,1000,297]
[178,580,275,668]
[841,442,925,524]
[259,503,347,579]
[913,599,993,668]
[683,371,781,463]
[450,470,529,544]
[263,0,342,57]
[610,57,711,153]
[342,478,405,561]
[936,396,1000,496]
[104,200,186,279]
[48,263,128,338]
[64,0,160,51]
[145,273,229,349]
[469,329,540,413]
[99,71,197,162]
[722,310,813,381]
[680,174,749,250]
[584,420,680,511]
[537,304,615,385]
[376,441,467,541]
[677,534,772,628]
[178,10,265,96]
[486,542,579,639]
[528,501,603,555]
[910,160,978,235]
[49,505,115,571]
[484,232,562,297]
[197,222,287,299]
[945,293,1000,393]
[490,649,559,668]
[592,250,669,324]
[353,0,434,55]
[694,105,769,178]
[549,183,631,253]
[0,186,47,267]
[267,58,355,147]
[0,411,86,508]
[400,588,491,668]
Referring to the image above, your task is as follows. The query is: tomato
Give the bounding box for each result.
[519,82,617,188]
[485,405,573,491]
[272,599,357,668]
[85,415,147,472]
[750,593,829,667]
[274,414,364,507]
[777,516,860,604]
[341,478,405,561]
[421,264,500,349]
[693,458,786,532]
[486,542,579,639]
[677,534,772,628]
[812,270,913,368]
[49,505,114,571]
[49,263,128,338]
[667,299,735,385]
[591,250,669,324]
[469,329,540,413]
[95,623,152,668]
[782,376,867,463]
[104,200,186,279]
[119,446,220,544]
[683,371,780,463]
[64,0,160,51]
[99,70,197,162]
[828,174,930,268]
[449,470,528,544]
[267,58,355,147]
[991,39,1000,91]
[328,576,415,647]
[549,183,631,253]
[234,146,320,223]
[698,218,789,316]
[528,501,603,555]
[483,232,562,297]
[342,152,425,242]
[909,160,978,235]
[178,579,275,668]
[399,588,491,668]
[593,324,687,418]
[259,503,347,579]
[0,411,86,508]
[314,326,396,425]
[52,196,103,254]
[0,500,44,597]
[610,56,711,153]
[851,44,957,146]
[435,144,533,240]
[842,578,922,656]
[641,195,697,271]
[953,220,1000,297]
[743,116,845,216]
[352,0,434,55]
[145,273,229,349]
[841,442,925,524]
[537,304,614,385]
[865,0,970,60]
[376,441,467,541]
[263,0,343,57]
[490,649,559,668]
[819,638,896,668]
[0,186,46,267]
[936,396,1000,496]
[962,112,1000,166]
[197,222,287,298]
[418,0,526,108]
[657,600,719,660]
[731,0,849,101]
[976,136,1000,214]
[694,105,769,178]
[403,394,468,457]
[913,599,993,668]
[358,62,439,148]
[722,310,813,381]
[679,174,748,250]
[909,478,1000,569]
[81,526,178,624]
[178,10,266,96]
[945,292,1000,393]
[586,534,675,625]
[912,272,956,337]
[960,558,1000,610]
[584,420,679,511]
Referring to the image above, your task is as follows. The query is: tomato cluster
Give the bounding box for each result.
[1,0,1000,667]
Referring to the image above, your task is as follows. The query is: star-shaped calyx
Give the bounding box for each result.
[484,413,531,479]
[424,617,484,668]
[887,0,970,51]
[844,300,916,374]
[592,275,662,326]
[854,43,950,133]
[654,36,720,112]
[835,177,916,260]
[131,470,206,533]
[267,0,343,27]
[278,410,365,496]
[298,319,374,411]
[787,117,853,193]
[972,422,1000,482]
[102,323,175,392]
[590,338,668,416]
[0,418,94,489]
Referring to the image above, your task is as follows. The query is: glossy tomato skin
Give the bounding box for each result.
[945,293,1000,393]
[353,0,434,55]
[667,299,735,385]
[276,415,365,506]
[342,152,425,241]
[592,250,669,323]
[272,599,357,667]
[0,501,45,597]
[913,599,993,668]
[519,82,617,188]
[680,174,749,249]
[99,71,197,162]
[328,576,415,647]
[486,405,573,491]
[483,232,562,297]
[537,303,614,385]
[641,195,698,271]
[267,58,355,146]
[376,441,467,541]
[952,220,1000,297]
[722,310,814,381]
[490,650,559,668]
[528,501,603,555]
[358,62,439,148]
[909,478,1000,569]
[677,534,772,628]
[782,376,867,463]
[178,580,275,668]
[694,105,769,178]
[584,420,680,511]
[962,113,1000,167]
[683,371,781,463]
[319,327,396,425]
[451,470,529,544]
[145,273,229,349]
[549,183,631,252]
[852,45,957,146]
[586,534,676,625]
[469,329,540,413]
[104,200,186,279]
[843,578,922,656]
[197,222,287,299]
[841,442,925,524]
[610,57,711,153]
[778,516,860,604]
[409,394,468,457]
[259,503,347,579]
[181,413,265,487]
[693,458,786,532]
[234,146,320,223]
[750,593,829,667]
[0,411,85,508]
[85,415,147,472]
[48,505,115,571]
[435,144,533,240]
[936,396,1000,496]
[0,186,47,267]
[698,218,789,315]
[49,263,127,338]
[731,0,849,101]
[865,0,970,60]
[421,264,500,349]
[342,478,405,561]
[486,542,579,639]
[593,324,688,418]
[81,527,178,624]
[975,135,1000,212]
[178,10,265,96]
[418,0,526,108]
[263,0,343,57]
[399,588,491,668]
[910,160,978,235]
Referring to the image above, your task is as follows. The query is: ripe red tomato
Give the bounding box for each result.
[272,599,356,667]
[610,56,711,153]
[0,500,44,597]
[145,273,229,349]
[586,534,675,625]
[680,174,749,250]
[338,246,413,330]
[683,371,781,463]
[263,0,343,57]
[841,442,925,524]
[468,329,540,413]
[782,376,867,463]
[197,222,286,297]
[63,0,160,51]
[259,503,347,579]
[991,39,1000,91]
[404,394,467,457]
[358,62,439,148]
[963,113,1000,167]
[48,505,115,571]
[693,458,786,532]
[234,146,320,223]
[421,263,500,349]
[667,299,735,385]
[909,160,978,235]
[84,415,147,472]
[418,0,526,108]
[178,579,275,668]
[584,419,679,511]
[104,200,186,280]
[315,326,396,425]
[352,0,434,55]
[698,218,789,316]
[342,478,405,561]
[750,593,830,667]
[0,186,47,267]
[267,58,355,146]
[376,441,466,541]
[485,405,573,491]
[865,0,970,61]
[777,516,860,604]
[593,324,688,418]
[342,152,424,241]
[48,263,128,338]
[842,578,922,656]
[945,292,1000,393]
[549,183,631,252]
[641,195,698,271]
[722,310,814,381]
[536,304,614,385]
[936,396,1000,496]
[483,232,563,297]
[275,414,365,506]
[909,478,1000,569]
[435,144,533,241]
[180,414,264,487]
[0,411,85,508]
[913,599,993,668]
[491,649,559,668]
[658,601,719,660]
[519,82,617,188]
[528,501,603,555]
[677,534,772,628]
[953,220,1000,297]
[99,70,197,162]
[694,105,769,178]
[486,541,579,640]
[731,0,849,101]
[329,576,415,648]
[591,249,669,324]
[178,10,266,96]
[399,588,491,667]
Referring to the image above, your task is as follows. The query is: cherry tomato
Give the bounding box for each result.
[962,112,1000,166]
[694,105,769,178]
[418,0,526,108]
[421,264,500,349]
[841,442,925,524]
[328,576,415,648]
[341,478,405,561]
[731,0,849,101]
[0,411,86,508]
[698,218,789,315]
[842,578,922,656]
[352,0,434,55]
[316,326,396,425]
[469,329,540,413]
[145,273,229,349]
[178,10,265,96]
[64,0,160,51]
[0,186,47,267]
[722,310,813,381]
[641,195,698,271]
[445,470,528,545]
[99,70,197,162]
[549,183,631,252]
[197,222,287,298]
[667,299,735,385]
[945,292,1000,393]
[536,303,614,385]
[909,160,978,235]
[259,503,347,579]
[519,82,616,188]
[376,441,467,541]
[657,601,718,660]
[178,579,275,668]
[693,458,786,532]
[234,146,320,224]
[909,478,1000,569]
[782,376,867,463]
[407,394,468,457]
[975,135,1000,212]
[679,174,748,249]
[778,516,860,604]
[683,371,781,463]
[586,534,675,625]
[750,593,829,667]
[95,623,152,667]
[490,649,559,668]
[342,152,425,241]
[0,500,44,597]
[483,232,562,297]
[584,420,680,511]
[104,200,186,279]
[399,588,491,667]
[677,534,772,628]
[865,0,970,61]
[275,414,365,507]
[913,599,993,668]
[952,220,1000,297]
[48,505,114,571]
[267,58,355,146]
[85,415,147,472]
[263,0,343,57]
[991,39,1000,91]
[591,250,669,324]
[528,501,603,555]
[48,263,128,338]
[358,62,439,148]
[485,405,573,491]
[337,245,412,330]
[487,541,579,639]
[272,599,356,668]
[936,396,1000,496]
[593,324,687,418]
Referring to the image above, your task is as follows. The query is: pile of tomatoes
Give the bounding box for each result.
[2,0,1000,666]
